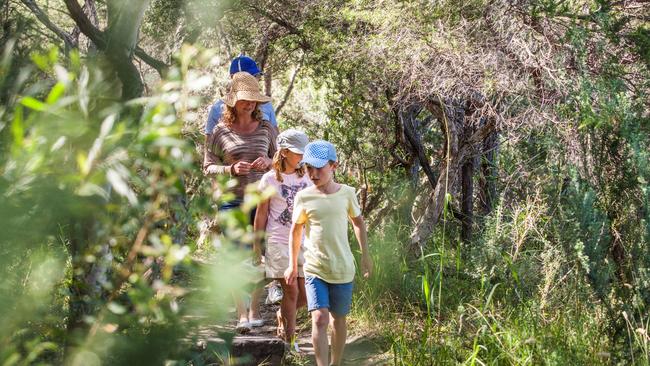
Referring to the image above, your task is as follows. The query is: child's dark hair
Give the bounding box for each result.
[273,148,305,182]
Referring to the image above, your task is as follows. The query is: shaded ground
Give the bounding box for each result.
[188,282,390,365]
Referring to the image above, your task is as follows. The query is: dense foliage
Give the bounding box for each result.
[1,0,649,364]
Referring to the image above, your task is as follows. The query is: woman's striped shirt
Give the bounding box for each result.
[203,120,278,199]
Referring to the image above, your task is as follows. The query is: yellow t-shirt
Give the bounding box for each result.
[292,184,362,283]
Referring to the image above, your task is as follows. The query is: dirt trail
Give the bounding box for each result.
[190,283,390,365]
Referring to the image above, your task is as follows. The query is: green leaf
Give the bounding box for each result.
[11,105,23,148]
[30,52,50,71]
[107,302,127,315]
[20,96,46,111]
[3,352,21,366]
[46,82,66,104]
[78,67,89,117]
[484,283,500,311]
[107,168,138,205]
[47,47,59,64]
[25,342,58,363]
[422,274,431,315]
[76,182,109,201]
[77,152,88,176]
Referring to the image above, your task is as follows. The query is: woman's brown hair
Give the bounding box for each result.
[220,103,264,128]
[273,148,305,182]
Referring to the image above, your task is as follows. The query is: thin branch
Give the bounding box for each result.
[216,22,233,56]
[275,54,303,117]
[246,4,311,51]
[70,0,98,51]
[247,4,301,35]
[20,0,76,48]
[63,0,104,47]
[466,117,496,146]
[134,47,168,74]
[400,105,438,189]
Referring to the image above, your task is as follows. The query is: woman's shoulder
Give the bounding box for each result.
[256,118,271,128]
[258,119,277,136]
[212,123,230,135]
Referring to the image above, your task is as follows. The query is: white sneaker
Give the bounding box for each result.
[235,320,251,333]
[249,318,264,327]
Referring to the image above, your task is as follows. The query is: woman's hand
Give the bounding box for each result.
[251,156,272,171]
[231,161,251,175]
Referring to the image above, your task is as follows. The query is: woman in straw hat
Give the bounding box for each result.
[203,71,278,333]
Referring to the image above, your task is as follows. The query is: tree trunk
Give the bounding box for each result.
[106,0,150,100]
[401,105,437,189]
[63,217,95,358]
[460,159,474,242]
[410,98,496,251]
[254,24,278,71]
[410,99,462,251]
[479,118,498,214]
[264,66,272,97]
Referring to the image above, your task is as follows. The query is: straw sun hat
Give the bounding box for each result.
[222,72,271,107]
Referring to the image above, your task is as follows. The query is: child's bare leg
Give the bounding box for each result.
[311,308,330,366]
[233,292,251,333]
[280,279,301,340]
[297,277,307,308]
[330,312,347,366]
[234,293,248,323]
[249,285,263,320]
[276,308,285,338]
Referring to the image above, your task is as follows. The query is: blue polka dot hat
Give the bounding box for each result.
[301,140,338,168]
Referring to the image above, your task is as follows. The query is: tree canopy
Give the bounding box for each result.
[1,0,649,364]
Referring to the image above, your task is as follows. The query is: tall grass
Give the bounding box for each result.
[350,190,648,365]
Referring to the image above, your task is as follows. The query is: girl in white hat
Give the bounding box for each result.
[253,129,312,349]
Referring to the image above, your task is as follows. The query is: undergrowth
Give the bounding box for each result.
[350,197,646,365]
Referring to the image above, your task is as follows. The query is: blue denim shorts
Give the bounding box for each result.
[305,276,354,316]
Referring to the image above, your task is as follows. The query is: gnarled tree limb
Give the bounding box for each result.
[20,0,76,49]
[399,104,438,189]
[63,0,104,47]
[62,0,168,76]
[246,3,312,51]
[410,99,463,250]
[69,0,98,51]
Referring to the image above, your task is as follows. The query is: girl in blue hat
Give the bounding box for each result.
[284,140,373,365]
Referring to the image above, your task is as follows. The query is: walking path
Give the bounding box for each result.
[189,283,390,365]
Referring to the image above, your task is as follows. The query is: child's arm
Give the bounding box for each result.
[284,222,304,285]
[252,199,270,265]
[351,215,373,278]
